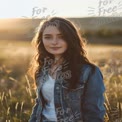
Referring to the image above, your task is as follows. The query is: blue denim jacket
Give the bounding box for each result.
[29,64,105,122]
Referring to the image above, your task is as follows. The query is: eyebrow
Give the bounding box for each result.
[43,33,63,36]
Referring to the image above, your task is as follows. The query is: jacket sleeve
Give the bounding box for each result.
[28,92,39,122]
[82,66,106,122]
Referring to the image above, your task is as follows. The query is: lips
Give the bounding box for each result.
[51,47,61,50]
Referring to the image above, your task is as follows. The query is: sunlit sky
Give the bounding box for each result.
[0,0,122,18]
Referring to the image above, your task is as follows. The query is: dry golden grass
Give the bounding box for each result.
[0,40,122,122]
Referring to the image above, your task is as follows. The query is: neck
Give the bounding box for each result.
[54,56,63,65]
[54,55,62,60]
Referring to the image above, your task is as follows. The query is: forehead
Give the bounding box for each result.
[43,25,61,35]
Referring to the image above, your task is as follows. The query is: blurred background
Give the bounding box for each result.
[0,0,122,121]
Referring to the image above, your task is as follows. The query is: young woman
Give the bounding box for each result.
[28,17,105,122]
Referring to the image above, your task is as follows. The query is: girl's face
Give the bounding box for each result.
[42,25,68,59]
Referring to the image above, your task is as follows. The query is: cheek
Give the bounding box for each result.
[43,40,50,47]
[62,42,68,50]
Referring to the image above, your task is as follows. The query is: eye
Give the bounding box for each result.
[44,36,51,39]
[58,35,64,39]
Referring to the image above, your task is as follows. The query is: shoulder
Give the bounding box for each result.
[81,63,105,94]
[81,63,103,80]
[81,63,99,73]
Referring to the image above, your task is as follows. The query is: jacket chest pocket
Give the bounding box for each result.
[62,84,85,120]
[62,84,85,101]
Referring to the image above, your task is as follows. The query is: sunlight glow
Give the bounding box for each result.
[0,0,121,18]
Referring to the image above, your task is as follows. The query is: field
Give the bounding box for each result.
[0,40,122,122]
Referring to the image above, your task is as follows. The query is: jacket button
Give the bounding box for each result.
[56,87,59,89]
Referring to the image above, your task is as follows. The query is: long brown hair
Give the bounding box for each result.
[28,17,95,89]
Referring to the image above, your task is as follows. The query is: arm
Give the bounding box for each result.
[82,66,106,122]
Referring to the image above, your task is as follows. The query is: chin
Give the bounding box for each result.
[50,52,63,55]
[49,50,64,54]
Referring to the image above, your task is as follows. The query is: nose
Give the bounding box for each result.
[51,37,58,45]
